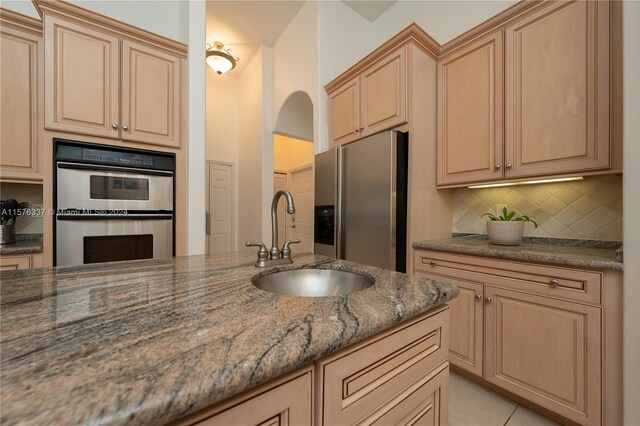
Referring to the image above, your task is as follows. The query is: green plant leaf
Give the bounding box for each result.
[482,212,498,221]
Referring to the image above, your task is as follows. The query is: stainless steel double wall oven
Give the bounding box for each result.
[54,140,175,267]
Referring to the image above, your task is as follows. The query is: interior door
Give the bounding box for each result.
[206,162,234,254]
[289,165,313,254]
[274,172,288,245]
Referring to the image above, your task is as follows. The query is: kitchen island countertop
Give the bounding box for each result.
[0,252,457,425]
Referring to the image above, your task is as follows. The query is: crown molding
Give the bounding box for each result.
[0,7,43,35]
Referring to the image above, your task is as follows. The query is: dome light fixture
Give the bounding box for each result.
[206,41,239,75]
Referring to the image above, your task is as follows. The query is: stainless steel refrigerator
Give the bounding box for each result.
[314,130,408,272]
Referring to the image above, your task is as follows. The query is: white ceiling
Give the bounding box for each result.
[206,1,305,77]
[342,1,397,22]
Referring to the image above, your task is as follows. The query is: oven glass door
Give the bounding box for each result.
[57,163,173,211]
[56,216,173,267]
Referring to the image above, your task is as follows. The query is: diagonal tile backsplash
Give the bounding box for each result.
[452,175,623,241]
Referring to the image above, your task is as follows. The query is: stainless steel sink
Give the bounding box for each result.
[251,267,374,297]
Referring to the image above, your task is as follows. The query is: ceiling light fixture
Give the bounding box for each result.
[468,176,584,189]
[206,41,239,75]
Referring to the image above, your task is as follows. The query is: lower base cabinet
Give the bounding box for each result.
[0,253,42,271]
[178,307,450,426]
[414,249,622,426]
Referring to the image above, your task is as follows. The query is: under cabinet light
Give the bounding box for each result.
[468,176,584,189]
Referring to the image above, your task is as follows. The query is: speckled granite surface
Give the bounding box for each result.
[414,234,622,271]
[0,252,458,425]
[0,234,42,255]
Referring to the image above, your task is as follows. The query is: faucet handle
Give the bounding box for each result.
[281,239,301,259]
[245,242,269,261]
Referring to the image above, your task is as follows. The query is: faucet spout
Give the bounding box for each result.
[270,190,295,259]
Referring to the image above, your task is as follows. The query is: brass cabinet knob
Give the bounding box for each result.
[550,279,560,287]
[485,296,493,303]
[506,163,513,168]
[430,260,437,266]
[122,124,129,131]
[475,293,482,300]
[495,164,502,169]
[112,123,118,129]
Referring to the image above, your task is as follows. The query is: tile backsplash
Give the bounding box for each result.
[452,175,623,241]
[0,183,43,235]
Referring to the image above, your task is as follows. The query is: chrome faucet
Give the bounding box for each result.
[246,190,300,267]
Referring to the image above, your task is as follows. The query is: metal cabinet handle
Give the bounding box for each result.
[112,123,118,129]
[550,279,560,287]
[506,163,513,168]
[122,124,129,131]
[485,296,493,303]
[495,164,502,169]
[291,224,296,229]
[360,127,364,131]
[355,128,360,133]
[475,293,482,300]
[430,261,437,266]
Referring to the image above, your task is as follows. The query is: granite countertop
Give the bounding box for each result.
[0,252,458,425]
[0,234,43,255]
[413,234,623,271]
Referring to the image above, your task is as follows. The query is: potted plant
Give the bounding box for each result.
[482,207,538,246]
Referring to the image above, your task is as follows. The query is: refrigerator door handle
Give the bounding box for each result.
[336,146,344,259]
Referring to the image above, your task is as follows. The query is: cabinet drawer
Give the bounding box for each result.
[193,370,313,426]
[0,253,41,271]
[368,363,449,426]
[415,251,602,304]
[320,308,449,425]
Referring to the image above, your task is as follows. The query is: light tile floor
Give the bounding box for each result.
[449,372,560,426]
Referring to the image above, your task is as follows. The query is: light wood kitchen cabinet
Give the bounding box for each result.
[484,286,601,424]
[121,40,181,147]
[0,253,43,271]
[414,249,622,426]
[504,0,611,178]
[328,77,360,146]
[192,369,313,426]
[328,46,407,148]
[44,16,120,139]
[436,0,620,187]
[44,14,183,148]
[437,31,503,186]
[0,9,42,182]
[179,307,450,426]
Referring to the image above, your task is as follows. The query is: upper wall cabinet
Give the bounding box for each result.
[436,0,619,187]
[328,46,407,148]
[437,32,503,186]
[43,13,184,149]
[504,0,610,178]
[0,10,42,182]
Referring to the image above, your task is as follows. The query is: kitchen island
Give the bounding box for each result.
[0,252,457,425]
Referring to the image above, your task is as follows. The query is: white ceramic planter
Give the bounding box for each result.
[486,221,524,246]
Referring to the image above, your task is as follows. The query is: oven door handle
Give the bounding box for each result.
[57,162,174,177]
[57,214,174,221]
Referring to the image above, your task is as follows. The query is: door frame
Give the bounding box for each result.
[287,163,313,253]
[205,160,236,253]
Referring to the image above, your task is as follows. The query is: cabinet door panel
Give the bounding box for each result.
[0,255,32,271]
[197,371,312,425]
[417,272,483,376]
[0,24,40,181]
[437,32,503,186]
[484,286,601,425]
[44,16,119,138]
[361,46,407,135]
[505,0,610,178]
[121,40,181,147]
[329,77,360,147]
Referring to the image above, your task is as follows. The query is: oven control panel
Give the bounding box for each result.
[83,148,154,166]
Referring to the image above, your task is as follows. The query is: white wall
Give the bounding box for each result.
[205,72,239,164]
[623,0,640,423]
[260,47,275,244]
[187,0,207,255]
[237,47,267,246]
[370,1,518,46]
[2,0,189,43]
[1,0,40,19]
[273,1,319,147]
[69,1,188,43]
